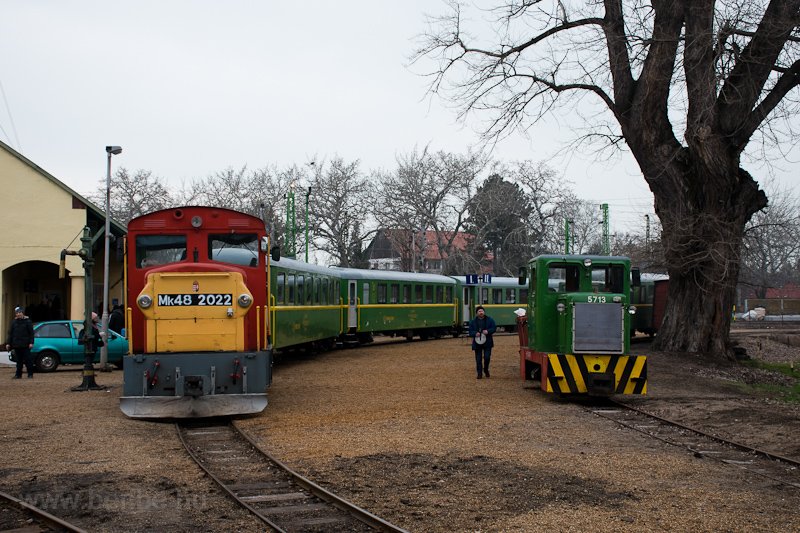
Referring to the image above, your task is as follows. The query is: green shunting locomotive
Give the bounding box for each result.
[518,255,647,396]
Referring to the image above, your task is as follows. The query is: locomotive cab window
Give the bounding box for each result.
[136,235,187,268]
[209,233,259,267]
[548,265,580,292]
[591,265,625,293]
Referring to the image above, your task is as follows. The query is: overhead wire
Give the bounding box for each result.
[0,77,22,151]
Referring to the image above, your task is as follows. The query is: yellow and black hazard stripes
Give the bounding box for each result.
[545,353,647,395]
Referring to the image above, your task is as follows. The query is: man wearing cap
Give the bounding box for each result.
[6,306,35,379]
[469,305,497,379]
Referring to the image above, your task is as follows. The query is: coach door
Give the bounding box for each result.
[348,280,358,329]
[462,286,472,324]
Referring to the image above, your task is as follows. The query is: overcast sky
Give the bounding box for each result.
[1,1,796,235]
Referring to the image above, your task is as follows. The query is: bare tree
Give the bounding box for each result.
[543,193,605,254]
[416,1,800,359]
[740,180,800,297]
[180,165,291,245]
[90,167,176,226]
[375,147,489,274]
[309,157,376,267]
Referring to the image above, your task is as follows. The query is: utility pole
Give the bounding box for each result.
[285,184,296,258]
[564,219,573,254]
[305,186,311,262]
[601,203,610,255]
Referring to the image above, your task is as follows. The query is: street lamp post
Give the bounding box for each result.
[100,145,122,370]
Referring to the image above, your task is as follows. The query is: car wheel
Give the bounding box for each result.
[35,351,60,373]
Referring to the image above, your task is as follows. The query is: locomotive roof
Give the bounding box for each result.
[533,254,631,262]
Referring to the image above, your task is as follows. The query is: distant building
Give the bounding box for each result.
[364,228,492,274]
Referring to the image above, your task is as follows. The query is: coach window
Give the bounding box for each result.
[307,277,314,304]
[208,233,259,266]
[287,274,296,304]
[297,275,305,305]
[402,285,411,304]
[276,273,286,304]
[136,235,187,268]
[481,287,489,304]
[505,289,516,303]
[316,278,322,304]
[445,286,453,303]
[390,284,399,304]
[377,284,387,304]
[425,286,433,304]
[436,286,443,304]
[415,285,423,304]
[362,283,370,304]
[492,288,502,304]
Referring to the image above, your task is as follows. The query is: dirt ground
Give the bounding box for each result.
[0,332,799,532]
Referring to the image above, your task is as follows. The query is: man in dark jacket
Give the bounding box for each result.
[6,306,34,378]
[468,305,497,379]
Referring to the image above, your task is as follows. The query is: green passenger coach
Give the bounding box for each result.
[518,255,647,396]
[332,267,459,342]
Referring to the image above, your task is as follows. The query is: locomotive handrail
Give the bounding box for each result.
[126,306,132,354]
[256,305,261,352]
[269,294,277,348]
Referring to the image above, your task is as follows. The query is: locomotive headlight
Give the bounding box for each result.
[628,306,637,315]
[556,302,566,313]
[138,294,153,309]
[237,294,253,307]
[583,258,592,267]
[613,296,622,303]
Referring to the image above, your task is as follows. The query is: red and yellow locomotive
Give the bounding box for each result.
[120,207,272,418]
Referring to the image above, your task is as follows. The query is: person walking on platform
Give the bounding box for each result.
[469,305,496,379]
[6,306,34,379]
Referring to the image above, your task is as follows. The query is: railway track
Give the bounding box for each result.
[590,400,800,489]
[176,421,409,533]
[0,489,87,532]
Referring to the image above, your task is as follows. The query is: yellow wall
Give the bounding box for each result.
[0,146,124,328]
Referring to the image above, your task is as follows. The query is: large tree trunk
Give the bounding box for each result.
[644,149,767,359]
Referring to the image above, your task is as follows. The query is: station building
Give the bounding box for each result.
[0,139,126,331]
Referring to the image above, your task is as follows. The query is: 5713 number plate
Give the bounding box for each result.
[158,293,233,306]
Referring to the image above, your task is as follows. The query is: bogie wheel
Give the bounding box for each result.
[35,351,60,373]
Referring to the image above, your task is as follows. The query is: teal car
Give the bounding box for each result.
[9,320,127,372]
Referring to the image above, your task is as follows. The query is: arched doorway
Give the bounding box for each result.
[3,261,71,325]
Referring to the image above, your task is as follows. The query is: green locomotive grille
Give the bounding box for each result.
[572,302,624,354]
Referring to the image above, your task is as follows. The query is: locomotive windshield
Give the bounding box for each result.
[209,233,259,267]
[136,235,187,268]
